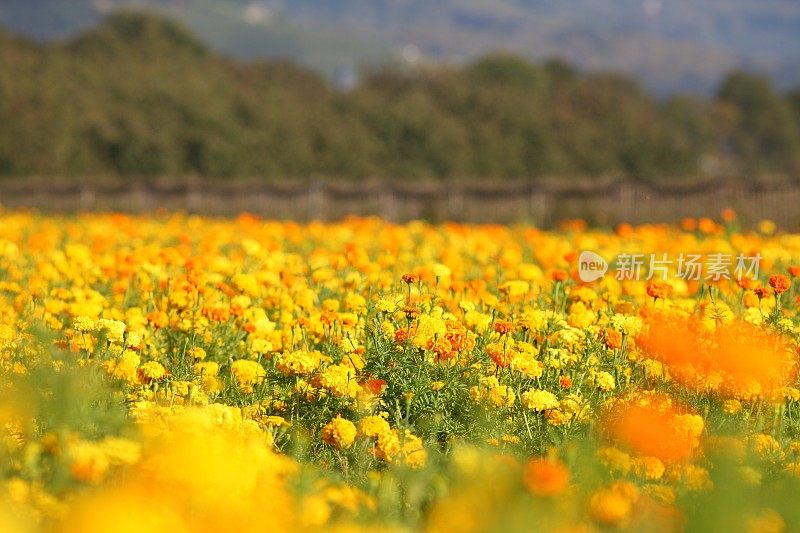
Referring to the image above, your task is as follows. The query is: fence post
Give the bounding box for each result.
[307,178,325,221]
[529,187,546,226]
[447,181,464,221]
[186,178,202,213]
[377,181,397,222]
[79,185,96,211]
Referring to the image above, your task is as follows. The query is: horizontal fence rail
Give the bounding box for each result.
[0,177,798,228]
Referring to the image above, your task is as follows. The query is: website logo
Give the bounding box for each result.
[578,251,608,283]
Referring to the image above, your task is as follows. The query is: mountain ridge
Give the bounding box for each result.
[1,0,799,94]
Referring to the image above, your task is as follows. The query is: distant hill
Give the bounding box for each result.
[1,0,799,94]
[0,12,798,181]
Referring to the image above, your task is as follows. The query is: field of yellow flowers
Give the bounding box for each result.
[2,211,800,532]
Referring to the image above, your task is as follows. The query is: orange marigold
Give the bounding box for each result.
[753,287,770,299]
[769,275,791,295]
[401,273,420,284]
[523,458,570,497]
[494,320,515,335]
[645,280,673,300]
[604,329,623,350]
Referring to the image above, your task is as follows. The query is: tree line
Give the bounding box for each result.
[0,12,799,182]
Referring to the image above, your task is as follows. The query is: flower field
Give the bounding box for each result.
[3,211,800,532]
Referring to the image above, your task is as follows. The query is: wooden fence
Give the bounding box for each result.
[1,177,798,228]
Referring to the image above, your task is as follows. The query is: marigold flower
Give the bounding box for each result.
[321,416,357,450]
[639,313,796,399]
[374,429,401,462]
[138,361,167,382]
[359,415,391,438]
[521,389,559,412]
[594,371,616,392]
[589,482,639,527]
[401,273,420,284]
[721,208,736,222]
[231,359,266,393]
[487,343,514,368]
[602,396,702,463]
[97,318,126,344]
[645,280,673,300]
[401,430,427,469]
[72,316,96,333]
[522,458,570,497]
[493,319,515,335]
[769,274,791,294]
[604,328,623,350]
[188,347,206,360]
[754,287,771,299]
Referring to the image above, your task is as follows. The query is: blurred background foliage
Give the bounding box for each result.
[0,11,798,181]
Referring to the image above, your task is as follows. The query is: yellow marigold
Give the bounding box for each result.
[560,394,591,422]
[597,447,632,476]
[275,349,325,375]
[72,316,96,333]
[401,430,427,469]
[97,318,126,344]
[103,350,141,384]
[431,263,451,279]
[359,415,391,438]
[194,361,219,376]
[745,509,785,533]
[673,413,705,445]
[375,429,401,463]
[300,494,331,529]
[138,361,167,381]
[521,389,559,412]
[588,482,639,527]
[594,371,616,392]
[642,484,675,505]
[751,434,782,457]
[231,359,266,393]
[681,464,714,492]
[380,320,395,339]
[321,416,357,450]
[783,387,800,402]
[376,296,402,313]
[412,313,447,349]
[738,466,763,487]
[188,347,207,360]
[317,364,361,398]
[126,331,142,350]
[511,352,544,379]
[723,399,743,415]
[784,463,800,477]
[488,384,515,408]
[263,416,289,428]
[545,409,573,426]
[641,358,666,379]
[499,280,529,298]
[632,456,665,480]
[68,441,110,484]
